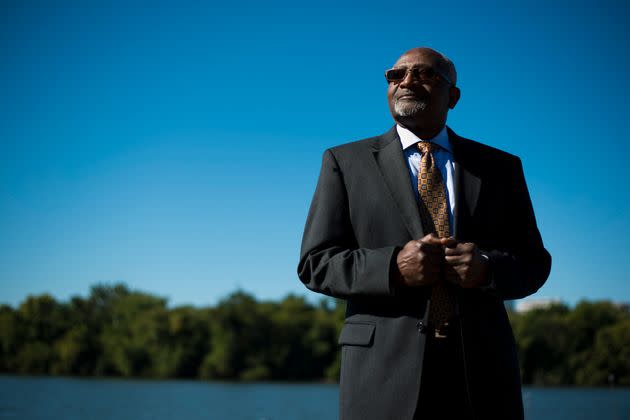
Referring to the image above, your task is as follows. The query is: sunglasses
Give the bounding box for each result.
[384,67,452,85]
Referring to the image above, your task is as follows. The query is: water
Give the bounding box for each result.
[0,375,628,420]
[522,388,629,420]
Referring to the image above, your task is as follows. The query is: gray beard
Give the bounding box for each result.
[394,98,427,117]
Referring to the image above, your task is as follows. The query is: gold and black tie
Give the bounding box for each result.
[417,142,454,334]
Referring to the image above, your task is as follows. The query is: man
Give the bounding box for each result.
[297,47,551,420]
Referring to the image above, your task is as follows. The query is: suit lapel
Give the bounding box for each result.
[449,128,481,239]
[372,127,424,239]
[370,126,482,240]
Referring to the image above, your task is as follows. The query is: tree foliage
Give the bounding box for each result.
[509,300,630,386]
[1,285,628,385]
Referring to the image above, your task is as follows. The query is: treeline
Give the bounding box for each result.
[0,285,343,381]
[0,284,628,385]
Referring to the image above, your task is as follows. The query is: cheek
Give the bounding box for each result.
[387,86,396,99]
[387,90,396,109]
[430,92,450,109]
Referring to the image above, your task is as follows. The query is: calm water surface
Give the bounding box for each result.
[0,375,628,420]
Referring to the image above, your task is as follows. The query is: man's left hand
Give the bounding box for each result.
[441,237,489,288]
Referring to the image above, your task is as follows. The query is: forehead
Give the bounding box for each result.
[393,50,443,69]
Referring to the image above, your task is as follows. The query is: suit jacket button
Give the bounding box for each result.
[416,321,427,333]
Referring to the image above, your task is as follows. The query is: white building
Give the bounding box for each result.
[515,298,562,313]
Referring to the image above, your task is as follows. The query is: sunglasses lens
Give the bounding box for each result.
[386,69,406,82]
[417,68,436,80]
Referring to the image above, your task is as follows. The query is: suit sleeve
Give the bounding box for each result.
[483,157,551,300]
[297,149,401,299]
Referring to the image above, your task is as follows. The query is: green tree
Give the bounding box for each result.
[152,306,210,378]
[566,301,627,354]
[100,291,168,377]
[574,318,630,385]
[0,305,21,372]
[512,303,572,385]
[52,324,91,375]
[14,294,69,374]
[267,294,337,380]
[200,291,274,380]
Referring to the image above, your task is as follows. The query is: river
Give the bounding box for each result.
[0,376,628,419]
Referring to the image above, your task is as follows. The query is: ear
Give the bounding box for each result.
[448,86,461,109]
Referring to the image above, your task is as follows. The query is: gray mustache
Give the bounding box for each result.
[395,94,428,102]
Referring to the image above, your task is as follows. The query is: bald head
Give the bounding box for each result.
[396,47,457,86]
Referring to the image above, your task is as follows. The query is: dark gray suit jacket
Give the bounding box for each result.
[298,127,551,420]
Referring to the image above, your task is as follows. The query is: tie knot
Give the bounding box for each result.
[417,141,440,154]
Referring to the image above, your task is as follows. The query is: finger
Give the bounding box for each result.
[441,236,458,248]
[444,245,465,256]
[444,255,465,265]
[461,242,477,253]
[404,240,421,252]
[421,233,443,245]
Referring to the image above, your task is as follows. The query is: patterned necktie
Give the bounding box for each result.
[417,142,455,332]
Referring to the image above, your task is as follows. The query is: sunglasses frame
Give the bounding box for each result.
[384,66,453,86]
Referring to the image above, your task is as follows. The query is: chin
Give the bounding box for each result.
[394,101,428,118]
[394,109,428,119]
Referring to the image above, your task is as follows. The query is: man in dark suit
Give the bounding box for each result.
[297,47,551,420]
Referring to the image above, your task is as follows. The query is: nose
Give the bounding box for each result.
[399,69,415,89]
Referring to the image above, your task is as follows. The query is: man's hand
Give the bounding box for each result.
[441,237,489,288]
[396,234,444,287]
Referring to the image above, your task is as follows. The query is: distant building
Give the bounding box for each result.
[611,301,630,311]
[515,298,562,313]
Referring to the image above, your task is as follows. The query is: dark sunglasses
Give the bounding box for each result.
[384,67,452,85]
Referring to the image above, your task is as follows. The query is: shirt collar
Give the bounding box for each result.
[397,124,452,153]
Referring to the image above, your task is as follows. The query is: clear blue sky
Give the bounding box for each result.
[1,0,628,308]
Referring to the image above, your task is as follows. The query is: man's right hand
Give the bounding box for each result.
[395,233,444,287]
